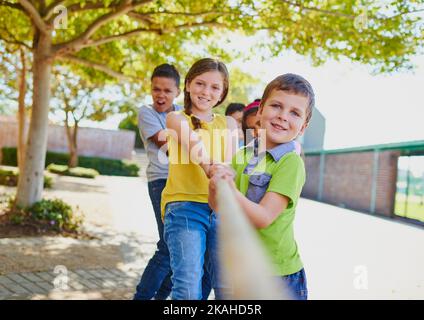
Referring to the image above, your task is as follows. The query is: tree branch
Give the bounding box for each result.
[127,11,154,26]
[280,0,356,19]
[141,10,233,17]
[1,24,32,49]
[66,1,121,13]
[0,51,19,70]
[1,36,32,50]
[43,0,66,20]
[385,8,424,20]
[53,0,151,56]
[0,0,23,11]
[18,0,50,33]
[57,54,135,81]
[78,27,162,48]
[168,21,227,32]
[63,19,226,51]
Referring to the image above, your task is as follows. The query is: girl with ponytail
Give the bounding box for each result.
[161,58,238,300]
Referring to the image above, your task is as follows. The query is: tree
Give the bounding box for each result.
[0,41,31,177]
[0,0,422,207]
[51,68,121,167]
[214,66,263,115]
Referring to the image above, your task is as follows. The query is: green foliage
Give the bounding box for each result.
[119,115,144,149]
[28,198,83,232]
[1,147,139,177]
[2,0,420,83]
[47,163,99,179]
[0,168,17,186]
[1,147,17,166]
[7,197,84,233]
[214,66,264,115]
[0,166,53,188]
[44,175,53,188]
[78,156,140,177]
[46,164,68,175]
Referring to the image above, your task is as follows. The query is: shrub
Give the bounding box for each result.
[7,197,84,233]
[47,164,99,179]
[1,147,17,166]
[46,164,67,175]
[1,147,140,177]
[28,198,83,232]
[0,167,53,188]
[68,167,99,179]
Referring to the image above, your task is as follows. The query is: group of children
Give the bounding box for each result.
[134,58,315,300]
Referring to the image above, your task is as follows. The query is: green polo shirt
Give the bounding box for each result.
[231,143,305,276]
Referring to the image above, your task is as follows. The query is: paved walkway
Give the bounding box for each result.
[0,151,157,300]
[1,150,423,299]
[0,224,153,300]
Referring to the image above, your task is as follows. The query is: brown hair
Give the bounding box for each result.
[184,58,229,130]
[260,73,315,124]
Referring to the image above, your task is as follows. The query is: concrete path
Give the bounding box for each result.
[296,199,424,299]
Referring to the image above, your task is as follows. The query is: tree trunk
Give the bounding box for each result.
[17,48,27,176]
[65,114,79,168]
[16,31,53,207]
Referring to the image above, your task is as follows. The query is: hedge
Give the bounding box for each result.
[47,164,99,179]
[1,147,139,177]
[0,167,53,188]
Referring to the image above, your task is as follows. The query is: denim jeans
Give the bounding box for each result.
[280,268,308,300]
[164,201,226,300]
[133,180,212,300]
[133,179,172,300]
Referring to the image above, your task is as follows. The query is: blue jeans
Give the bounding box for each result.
[133,179,171,300]
[164,201,226,300]
[133,180,212,300]
[280,268,308,300]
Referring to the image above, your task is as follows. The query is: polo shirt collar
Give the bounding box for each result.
[246,138,296,161]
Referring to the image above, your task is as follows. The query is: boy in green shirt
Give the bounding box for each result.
[209,73,314,300]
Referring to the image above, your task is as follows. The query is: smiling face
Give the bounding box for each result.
[186,70,224,116]
[245,111,261,137]
[258,89,309,149]
[151,76,180,113]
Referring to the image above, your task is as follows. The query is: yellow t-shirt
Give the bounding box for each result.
[161,111,228,218]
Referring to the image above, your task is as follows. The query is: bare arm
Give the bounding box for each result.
[232,181,289,229]
[149,129,168,150]
[225,116,239,163]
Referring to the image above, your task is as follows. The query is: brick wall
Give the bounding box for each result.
[303,150,400,219]
[322,152,374,212]
[0,117,135,162]
[375,150,400,217]
[303,155,321,199]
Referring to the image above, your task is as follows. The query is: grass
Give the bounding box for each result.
[394,194,424,222]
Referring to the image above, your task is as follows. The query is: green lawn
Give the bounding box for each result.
[394,194,424,222]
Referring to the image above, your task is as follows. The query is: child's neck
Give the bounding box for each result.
[191,108,213,122]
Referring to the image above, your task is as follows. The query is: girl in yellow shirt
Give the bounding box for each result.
[162,58,238,300]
